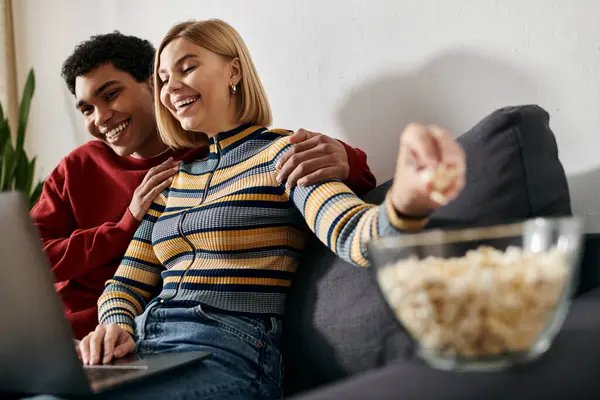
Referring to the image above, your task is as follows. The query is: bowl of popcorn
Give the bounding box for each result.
[368,217,583,371]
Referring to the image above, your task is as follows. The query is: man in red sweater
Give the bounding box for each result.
[31,32,377,339]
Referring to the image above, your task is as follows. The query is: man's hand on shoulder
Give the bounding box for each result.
[129,158,180,221]
[275,129,350,190]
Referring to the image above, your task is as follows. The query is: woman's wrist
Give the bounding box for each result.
[389,184,432,219]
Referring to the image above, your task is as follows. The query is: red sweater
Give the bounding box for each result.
[31,139,376,339]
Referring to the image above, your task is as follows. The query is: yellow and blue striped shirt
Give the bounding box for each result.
[98,125,425,333]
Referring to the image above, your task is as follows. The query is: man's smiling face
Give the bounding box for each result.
[75,63,158,158]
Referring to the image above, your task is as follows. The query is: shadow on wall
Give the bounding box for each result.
[337,50,541,181]
[567,168,600,231]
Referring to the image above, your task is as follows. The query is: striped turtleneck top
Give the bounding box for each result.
[98,125,426,333]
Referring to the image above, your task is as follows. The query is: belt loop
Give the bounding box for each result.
[269,316,279,336]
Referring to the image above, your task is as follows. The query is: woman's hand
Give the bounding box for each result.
[390,123,466,217]
[79,324,136,365]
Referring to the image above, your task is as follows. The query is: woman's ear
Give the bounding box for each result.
[229,58,242,85]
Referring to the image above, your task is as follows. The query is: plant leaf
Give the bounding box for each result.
[0,118,9,167]
[0,68,45,209]
[29,181,44,209]
[14,149,30,192]
[17,69,35,152]
[25,156,37,196]
[1,139,15,191]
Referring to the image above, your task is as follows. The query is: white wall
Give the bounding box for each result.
[0,0,8,111]
[12,0,600,224]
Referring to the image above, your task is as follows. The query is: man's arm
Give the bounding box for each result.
[275,129,377,195]
[31,163,140,283]
[31,158,179,283]
[338,141,377,195]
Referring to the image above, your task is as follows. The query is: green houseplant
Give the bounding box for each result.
[0,69,44,208]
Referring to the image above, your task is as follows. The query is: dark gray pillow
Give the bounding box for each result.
[282,105,572,395]
[432,104,571,223]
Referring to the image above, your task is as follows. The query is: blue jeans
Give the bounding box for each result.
[27,300,283,400]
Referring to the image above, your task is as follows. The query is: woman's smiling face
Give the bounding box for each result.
[157,38,241,135]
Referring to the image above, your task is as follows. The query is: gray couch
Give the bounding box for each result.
[282,105,592,396]
[290,287,600,399]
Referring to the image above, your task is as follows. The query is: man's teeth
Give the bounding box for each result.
[106,121,129,139]
[175,97,198,109]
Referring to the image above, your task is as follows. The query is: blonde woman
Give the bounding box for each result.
[78,19,466,399]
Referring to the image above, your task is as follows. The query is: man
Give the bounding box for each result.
[31,32,377,339]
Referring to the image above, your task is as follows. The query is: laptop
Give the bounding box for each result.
[0,192,211,397]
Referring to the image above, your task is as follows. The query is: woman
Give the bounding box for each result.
[79,19,466,399]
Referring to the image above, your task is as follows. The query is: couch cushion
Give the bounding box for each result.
[288,288,600,400]
[431,104,571,223]
[282,105,572,394]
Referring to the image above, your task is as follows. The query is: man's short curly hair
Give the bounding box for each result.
[62,31,156,95]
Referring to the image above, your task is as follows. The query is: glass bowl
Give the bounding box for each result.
[367,217,583,371]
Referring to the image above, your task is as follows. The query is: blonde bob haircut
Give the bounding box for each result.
[154,19,272,148]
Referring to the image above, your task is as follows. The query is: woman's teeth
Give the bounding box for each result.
[106,121,129,139]
[175,97,198,109]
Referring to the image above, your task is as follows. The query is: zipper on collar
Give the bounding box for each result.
[165,137,222,301]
